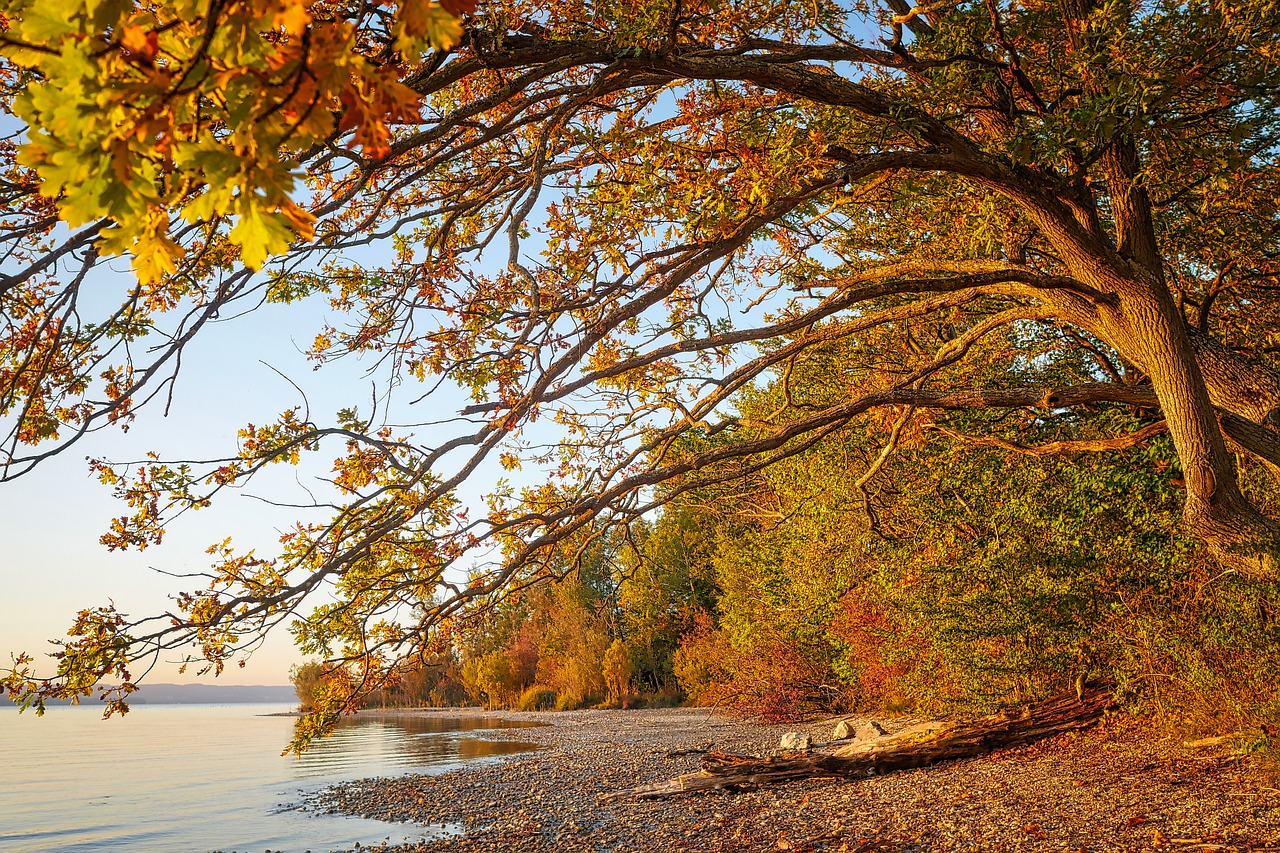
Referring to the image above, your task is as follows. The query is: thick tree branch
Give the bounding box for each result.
[925,420,1169,456]
[885,0,940,38]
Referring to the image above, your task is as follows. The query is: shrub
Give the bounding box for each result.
[828,591,916,712]
[643,685,685,708]
[672,612,734,706]
[1105,566,1280,741]
[289,661,326,712]
[673,612,834,720]
[555,692,587,711]
[460,650,522,709]
[602,638,634,701]
[517,685,558,711]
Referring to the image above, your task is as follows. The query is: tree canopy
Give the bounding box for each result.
[2,0,1279,736]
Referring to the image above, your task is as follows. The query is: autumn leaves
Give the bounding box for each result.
[2,0,473,281]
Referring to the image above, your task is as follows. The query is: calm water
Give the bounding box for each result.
[0,704,543,853]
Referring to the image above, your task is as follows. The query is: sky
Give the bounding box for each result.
[0,257,506,687]
[2,290,331,685]
[0,210,768,691]
[0,15,850,692]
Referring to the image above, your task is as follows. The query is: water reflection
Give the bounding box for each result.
[0,705,546,853]
[289,712,546,778]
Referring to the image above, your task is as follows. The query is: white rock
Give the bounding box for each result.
[779,731,812,751]
[856,720,889,741]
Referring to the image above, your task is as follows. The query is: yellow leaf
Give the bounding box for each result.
[18,0,85,43]
[395,1,463,56]
[132,232,184,284]
[230,200,296,269]
[273,0,312,35]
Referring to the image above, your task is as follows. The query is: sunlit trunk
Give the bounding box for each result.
[1097,273,1279,576]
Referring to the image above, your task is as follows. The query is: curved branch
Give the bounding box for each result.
[925,420,1169,456]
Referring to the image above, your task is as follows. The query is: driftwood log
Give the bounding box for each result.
[611,686,1115,800]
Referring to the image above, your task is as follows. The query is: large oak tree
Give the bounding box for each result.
[2,0,1278,731]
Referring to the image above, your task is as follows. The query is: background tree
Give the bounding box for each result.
[290,661,326,713]
[2,0,1279,738]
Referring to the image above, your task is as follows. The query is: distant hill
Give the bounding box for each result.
[25,684,298,706]
[129,683,298,704]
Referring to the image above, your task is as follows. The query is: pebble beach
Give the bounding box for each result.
[305,707,1280,852]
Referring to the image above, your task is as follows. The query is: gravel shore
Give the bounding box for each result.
[309,707,1279,852]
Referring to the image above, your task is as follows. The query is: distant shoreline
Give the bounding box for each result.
[6,683,297,707]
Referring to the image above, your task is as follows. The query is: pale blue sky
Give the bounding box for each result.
[0,24,863,688]
[0,257,506,686]
[3,289,337,684]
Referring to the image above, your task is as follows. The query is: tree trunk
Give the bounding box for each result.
[1096,277,1280,576]
[1035,249,1280,576]
[610,687,1114,800]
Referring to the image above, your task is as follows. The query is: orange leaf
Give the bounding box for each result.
[439,0,477,16]
[110,139,132,182]
[119,25,159,63]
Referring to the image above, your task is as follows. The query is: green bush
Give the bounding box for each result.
[517,685,558,711]
[555,692,587,711]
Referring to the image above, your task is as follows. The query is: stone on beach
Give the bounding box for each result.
[831,718,887,741]
[855,720,888,741]
[777,732,811,751]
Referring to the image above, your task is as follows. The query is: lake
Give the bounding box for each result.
[0,704,543,853]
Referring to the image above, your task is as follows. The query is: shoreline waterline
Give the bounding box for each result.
[313,707,1280,852]
[1,703,544,853]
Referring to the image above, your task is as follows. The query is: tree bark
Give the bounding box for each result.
[1091,277,1280,575]
[611,687,1115,800]
[1188,331,1280,424]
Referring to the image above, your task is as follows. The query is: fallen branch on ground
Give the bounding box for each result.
[607,685,1115,800]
